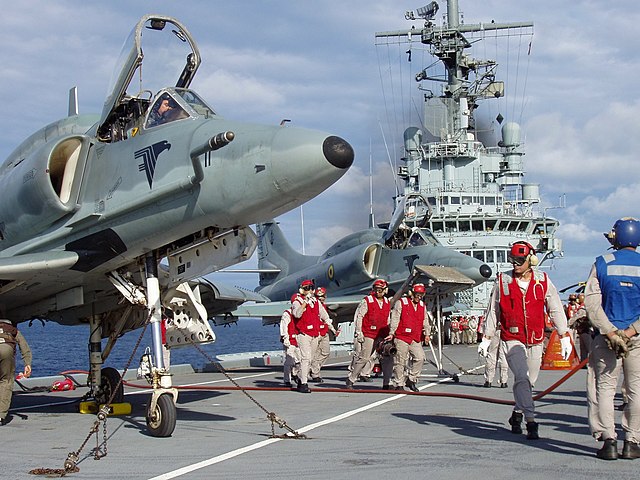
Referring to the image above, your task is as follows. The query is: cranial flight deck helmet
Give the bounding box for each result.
[411,283,426,294]
[508,241,539,266]
[372,279,388,295]
[604,217,640,249]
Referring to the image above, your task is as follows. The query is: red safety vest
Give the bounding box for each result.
[283,310,298,347]
[450,319,459,331]
[294,296,321,337]
[499,271,548,345]
[394,297,425,344]
[459,317,469,330]
[319,319,328,336]
[362,295,391,339]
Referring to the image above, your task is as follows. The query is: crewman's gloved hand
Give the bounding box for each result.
[478,337,491,357]
[560,335,573,360]
[355,331,364,343]
[283,338,291,348]
[605,330,630,358]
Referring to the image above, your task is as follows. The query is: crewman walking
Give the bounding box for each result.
[585,218,640,460]
[280,295,301,388]
[479,241,572,440]
[292,280,335,393]
[310,287,339,383]
[483,331,508,388]
[385,283,432,392]
[0,318,32,425]
[346,279,393,390]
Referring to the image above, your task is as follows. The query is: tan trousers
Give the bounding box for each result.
[484,335,508,384]
[310,334,330,378]
[297,334,320,384]
[392,339,425,387]
[348,337,393,385]
[502,340,543,420]
[591,334,640,442]
[283,345,301,383]
[348,338,375,376]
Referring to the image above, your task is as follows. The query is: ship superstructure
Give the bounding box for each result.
[375,0,562,314]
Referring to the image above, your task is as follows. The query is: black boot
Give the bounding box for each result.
[483,381,491,388]
[297,383,311,393]
[597,439,618,460]
[406,380,419,392]
[526,421,539,440]
[621,441,640,460]
[508,411,523,434]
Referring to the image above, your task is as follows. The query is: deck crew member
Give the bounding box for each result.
[479,241,571,440]
[569,293,593,362]
[385,283,432,392]
[292,280,334,393]
[310,287,339,383]
[346,279,393,390]
[280,295,301,389]
[450,316,460,344]
[0,318,32,426]
[585,218,640,460]
[468,316,479,344]
[482,329,508,388]
[459,315,469,344]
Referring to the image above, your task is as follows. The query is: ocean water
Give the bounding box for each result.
[15,319,282,377]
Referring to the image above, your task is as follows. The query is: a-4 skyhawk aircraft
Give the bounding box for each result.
[227,195,491,325]
[0,15,353,436]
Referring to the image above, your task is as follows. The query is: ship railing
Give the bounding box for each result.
[424,141,481,159]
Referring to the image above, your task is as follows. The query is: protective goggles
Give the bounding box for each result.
[509,255,527,266]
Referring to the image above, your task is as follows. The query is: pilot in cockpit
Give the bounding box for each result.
[147,94,187,128]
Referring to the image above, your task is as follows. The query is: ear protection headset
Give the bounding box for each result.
[510,241,539,267]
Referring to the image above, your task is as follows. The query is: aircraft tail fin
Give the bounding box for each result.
[256,221,316,288]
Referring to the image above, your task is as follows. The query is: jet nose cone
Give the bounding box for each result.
[323,136,354,169]
[480,264,493,279]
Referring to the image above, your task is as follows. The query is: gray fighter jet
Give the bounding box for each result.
[0,15,353,436]
[228,195,491,324]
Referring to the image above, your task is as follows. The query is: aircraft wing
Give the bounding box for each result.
[223,294,363,326]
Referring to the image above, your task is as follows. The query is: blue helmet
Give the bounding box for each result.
[604,218,640,249]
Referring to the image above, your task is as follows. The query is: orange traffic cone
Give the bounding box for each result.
[541,330,580,370]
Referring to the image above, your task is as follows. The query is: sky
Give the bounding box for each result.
[1,0,638,295]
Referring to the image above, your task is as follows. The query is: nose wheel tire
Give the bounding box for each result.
[146,393,177,437]
[99,367,124,404]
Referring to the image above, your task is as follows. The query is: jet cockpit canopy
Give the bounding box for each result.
[97,15,201,142]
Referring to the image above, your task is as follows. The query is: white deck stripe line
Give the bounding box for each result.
[148,374,456,480]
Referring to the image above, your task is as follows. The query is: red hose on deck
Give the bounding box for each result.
[122,357,589,405]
